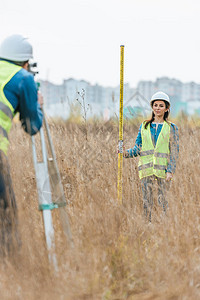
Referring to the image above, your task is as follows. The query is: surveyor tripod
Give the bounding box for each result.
[31,111,73,271]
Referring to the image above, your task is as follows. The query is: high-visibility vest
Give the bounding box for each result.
[138,121,171,179]
[0,60,21,155]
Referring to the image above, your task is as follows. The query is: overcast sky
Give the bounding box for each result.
[1,0,200,88]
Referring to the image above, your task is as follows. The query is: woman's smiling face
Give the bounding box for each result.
[152,100,168,118]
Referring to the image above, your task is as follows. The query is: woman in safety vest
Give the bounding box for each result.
[123,91,179,222]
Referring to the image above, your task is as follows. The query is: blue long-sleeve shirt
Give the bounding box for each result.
[127,122,179,173]
[2,60,43,135]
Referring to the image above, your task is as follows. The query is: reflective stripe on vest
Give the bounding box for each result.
[0,61,21,155]
[138,121,171,179]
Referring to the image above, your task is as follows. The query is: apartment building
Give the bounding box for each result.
[39,76,200,119]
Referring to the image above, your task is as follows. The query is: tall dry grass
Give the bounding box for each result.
[1,117,200,299]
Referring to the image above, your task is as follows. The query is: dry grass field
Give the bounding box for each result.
[1,116,200,300]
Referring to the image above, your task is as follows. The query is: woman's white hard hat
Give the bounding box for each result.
[150,91,170,107]
[0,34,33,62]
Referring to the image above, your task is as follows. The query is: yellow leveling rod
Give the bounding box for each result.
[118,45,124,204]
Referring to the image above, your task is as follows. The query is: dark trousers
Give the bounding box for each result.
[0,151,19,255]
[141,175,169,222]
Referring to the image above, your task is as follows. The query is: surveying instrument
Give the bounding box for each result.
[118,45,124,204]
[30,64,73,271]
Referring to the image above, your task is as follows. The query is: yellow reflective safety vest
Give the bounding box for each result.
[138,121,171,179]
[0,60,21,155]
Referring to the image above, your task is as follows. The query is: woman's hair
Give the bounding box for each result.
[144,100,170,129]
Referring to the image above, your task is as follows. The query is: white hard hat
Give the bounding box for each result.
[150,91,170,106]
[0,34,33,62]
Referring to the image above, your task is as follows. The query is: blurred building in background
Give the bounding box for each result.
[39,76,200,120]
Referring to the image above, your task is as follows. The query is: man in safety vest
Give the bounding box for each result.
[0,34,43,255]
[123,91,179,221]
